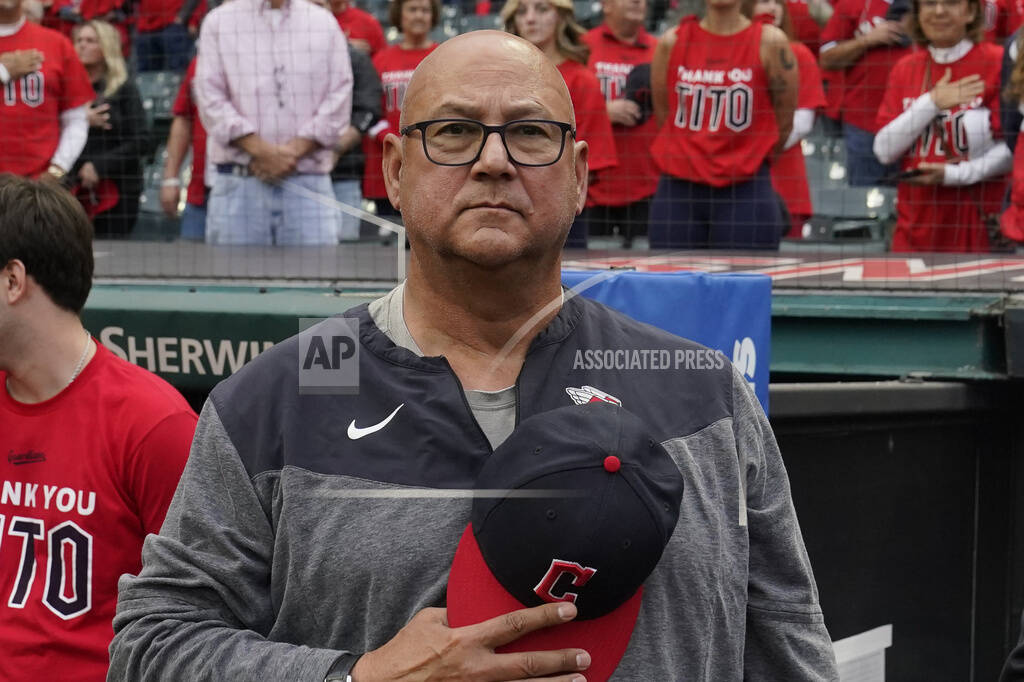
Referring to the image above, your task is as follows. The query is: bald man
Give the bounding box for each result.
[108,31,838,682]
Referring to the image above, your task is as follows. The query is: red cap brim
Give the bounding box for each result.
[446,525,643,682]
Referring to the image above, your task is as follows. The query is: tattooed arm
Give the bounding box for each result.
[651,26,679,130]
[761,25,798,154]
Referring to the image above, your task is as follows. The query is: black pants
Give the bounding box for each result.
[93,183,141,238]
[564,197,653,249]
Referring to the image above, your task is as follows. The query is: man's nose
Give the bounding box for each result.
[473,130,516,175]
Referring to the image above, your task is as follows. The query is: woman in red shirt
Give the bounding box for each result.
[363,0,439,236]
[501,0,618,248]
[748,0,827,237]
[873,0,1009,252]
[650,0,798,249]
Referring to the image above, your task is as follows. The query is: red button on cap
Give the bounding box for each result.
[603,455,621,473]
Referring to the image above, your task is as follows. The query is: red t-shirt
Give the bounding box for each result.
[787,0,821,53]
[877,43,1006,252]
[583,24,659,206]
[334,6,386,56]
[0,21,93,177]
[652,17,778,187]
[136,0,185,32]
[984,0,1012,42]
[172,58,208,206]
[46,0,129,51]
[772,41,826,227]
[820,0,911,132]
[557,58,617,182]
[0,342,196,681]
[363,44,437,199]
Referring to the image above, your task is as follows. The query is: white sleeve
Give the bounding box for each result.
[943,141,1012,186]
[873,93,941,165]
[0,63,9,84]
[784,108,816,150]
[51,104,89,172]
[962,108,995,159]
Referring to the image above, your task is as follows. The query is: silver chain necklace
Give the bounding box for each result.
[4,329,92,399]
[67,329,93,385]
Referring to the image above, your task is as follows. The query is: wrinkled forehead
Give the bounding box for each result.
[402,42,574,127]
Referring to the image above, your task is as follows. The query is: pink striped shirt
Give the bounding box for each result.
[196,0,353,174]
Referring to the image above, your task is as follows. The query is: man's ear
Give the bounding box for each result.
[1,259,28,304]
[382,132,404,211]
[573,140,589,216]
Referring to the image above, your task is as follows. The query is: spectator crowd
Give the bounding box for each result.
[3,0,1024,250]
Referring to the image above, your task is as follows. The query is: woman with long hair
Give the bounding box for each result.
[873,0,1010,251]
[72,19,147,237]
[502,0,617,248]
[363,0,440,227]
[746,0,826,237]
[649,0,798,249]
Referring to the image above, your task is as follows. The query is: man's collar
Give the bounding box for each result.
[257,0,292,15]
[598,21,652,47]
[0,16,27,37]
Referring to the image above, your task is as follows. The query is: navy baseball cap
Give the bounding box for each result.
[446,401,684,681]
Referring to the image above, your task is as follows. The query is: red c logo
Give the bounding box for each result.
[533,559,598,604]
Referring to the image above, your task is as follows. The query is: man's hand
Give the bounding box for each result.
[930,68,985,111]
[349,37,372,53]
[860,20,906,48]
[335,126,363,159]
[1,49,43,80]
[606,99,642,127]
[87,102,112,130]
[283,136,318,160]
[160,183,181,217]
[905,162,945,185]
[350,602,591,682]
[78,162,100,190]
[248,144,299,183]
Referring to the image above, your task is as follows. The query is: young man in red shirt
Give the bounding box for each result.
[0,175,197,680]
[583,0,659,247]
[0,0,92,180]
[161,56,208,240]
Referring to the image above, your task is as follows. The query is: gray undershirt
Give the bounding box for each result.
[367,284,517,450]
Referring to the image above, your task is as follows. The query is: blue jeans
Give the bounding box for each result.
[134,23,193,72]
[332,179,362,241]
[207,172,339,245]
[180,201,206,241]
[648,164,782,250]
[843,122,899,187]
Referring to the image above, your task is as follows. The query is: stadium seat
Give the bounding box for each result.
[457,13,501,31]
[137,70,182,125]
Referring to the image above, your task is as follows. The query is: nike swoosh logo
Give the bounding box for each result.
[347,404,404,440]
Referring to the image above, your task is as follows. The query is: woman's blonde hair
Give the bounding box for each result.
[73,20,127,98]
[501,0,590,65]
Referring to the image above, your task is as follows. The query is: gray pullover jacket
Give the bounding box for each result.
[108,294,839,681]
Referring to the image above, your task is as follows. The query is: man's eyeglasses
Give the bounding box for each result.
[399,119,576,167]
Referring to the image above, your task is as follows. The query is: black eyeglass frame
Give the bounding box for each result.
[399,118,577,167]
